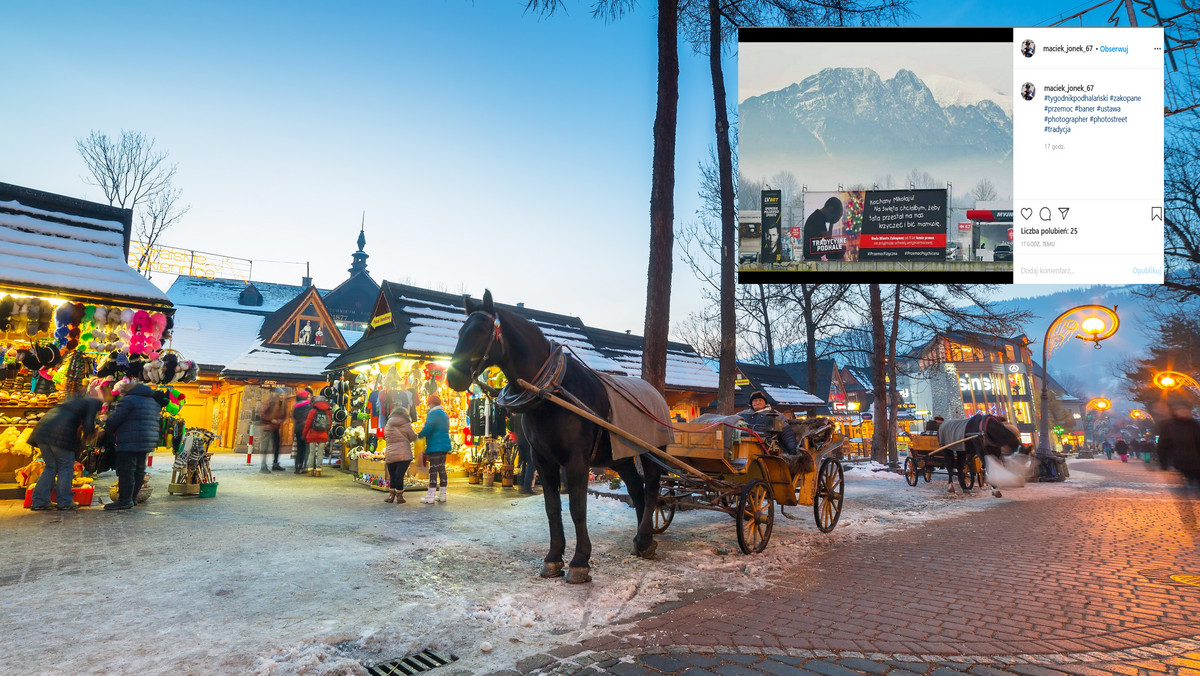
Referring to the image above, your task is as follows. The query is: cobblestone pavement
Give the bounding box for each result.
[502,460,1200,675]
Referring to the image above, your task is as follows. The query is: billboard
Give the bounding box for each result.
[760,190,782,264]
[800,189,947,262]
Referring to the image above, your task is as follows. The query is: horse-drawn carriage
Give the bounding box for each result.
[652,416,845,554]
[447,290,853,584]
[903,433,985,489]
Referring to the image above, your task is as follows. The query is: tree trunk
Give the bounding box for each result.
[803,285,819,396]
[710,0,736,415]
[887,284,901,465]
[869,284,888,464]
[641,0,679,395]
[757,285,775,367]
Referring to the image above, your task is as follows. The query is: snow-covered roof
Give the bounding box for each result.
[582,327,717,391]
[167,276,328,315]
[167,306,265,370]
[761,385,825,406]
[0,197,169,305]
[223,340,344,380]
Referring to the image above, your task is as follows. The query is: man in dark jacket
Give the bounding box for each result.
[29,394,102,511]
[292,388,312,473]
[1158,402,1200,485]
[102,382,163,510]
[739,391,797,453]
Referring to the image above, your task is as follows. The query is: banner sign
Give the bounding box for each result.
[958,221,974,231]
[859,189,947,260]
[760,190,782,264]
[802,189,947,261]
[128,241,252,281]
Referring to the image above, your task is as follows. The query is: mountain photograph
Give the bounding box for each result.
[738,42,1013,199]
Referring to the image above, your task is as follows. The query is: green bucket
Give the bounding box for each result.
[198,482,219,498]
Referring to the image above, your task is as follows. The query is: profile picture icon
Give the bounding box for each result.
[1021,82,1036,101]
[1021,39,1035,58]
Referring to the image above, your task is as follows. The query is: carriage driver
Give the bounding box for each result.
[739,391,798,454]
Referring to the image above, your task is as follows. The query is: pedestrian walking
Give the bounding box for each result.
[1115,438,1130,463]
[302,395,332,477]
[256,388,287,472]
[418,394,452,503]
[28,392,102,511]
[1157,402,1200,485]
[292,388,312,473]
[383,408,418,503]
[1102,440,1113,460]
[102,381,164,510]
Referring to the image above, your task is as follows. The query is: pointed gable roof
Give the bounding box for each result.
[259,286,348,351]
[733,362,824,408]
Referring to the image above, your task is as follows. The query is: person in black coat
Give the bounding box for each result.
[102,382,164,510]
[739,391,798,453]
[1158,403,1200,485]
[292,388,312,473]
[29,394,102,511]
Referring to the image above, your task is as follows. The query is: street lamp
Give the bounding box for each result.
[1037,305,1120,457]
[1089,396,1113,449]
[1153,370,1199,391]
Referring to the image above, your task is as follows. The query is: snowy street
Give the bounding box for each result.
[0,455,1010,675]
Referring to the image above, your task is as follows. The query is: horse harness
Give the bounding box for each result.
[467,310,653,465]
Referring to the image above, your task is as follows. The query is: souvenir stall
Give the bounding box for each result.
[335,359,477,493]
[167,429,219,497]
[0,183,191,501]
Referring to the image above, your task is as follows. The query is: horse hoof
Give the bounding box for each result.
[947,485,957,494]
[635,540,658,560]
[992,489,1003,498]
[565,566,592,584]
[540,562,565,578]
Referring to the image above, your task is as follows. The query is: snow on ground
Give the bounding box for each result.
[1,454,1079,676]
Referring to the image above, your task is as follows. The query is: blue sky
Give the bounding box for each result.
[0,0,1143,334]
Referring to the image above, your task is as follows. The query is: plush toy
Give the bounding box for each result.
[120,308,135,327]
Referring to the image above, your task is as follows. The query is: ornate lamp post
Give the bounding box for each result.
[1153,370,1200,396]
[1037,306,1120,457]
[1084,397,1111,449]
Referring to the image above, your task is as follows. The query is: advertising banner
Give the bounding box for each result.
[760,190,782,264]
[859,189,947,260]
[801,189,947,261]
[801,191,861,261]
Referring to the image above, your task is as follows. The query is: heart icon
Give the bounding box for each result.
[1020,207,1033,220]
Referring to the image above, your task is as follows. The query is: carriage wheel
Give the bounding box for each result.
[652,487,676,535]
[814,458,844,533]
[959,461,975,490]
[904,457,919,487]
[736,479,774,554]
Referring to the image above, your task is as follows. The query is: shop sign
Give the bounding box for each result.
[898,403,916,409]
[370,312,392,328]
[959,375,997,392]
[198,385,212,394]
[861,413,872,421]
[833,402,846,410]
[958,221,973,231]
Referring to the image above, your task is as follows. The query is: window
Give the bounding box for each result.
[1008,373,1027,397]
[1012,401,1032,425]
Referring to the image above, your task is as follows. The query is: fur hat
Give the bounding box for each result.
[427,394,442,407]
[749,390,768,404]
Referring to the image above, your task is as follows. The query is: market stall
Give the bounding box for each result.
[0,182,190,501]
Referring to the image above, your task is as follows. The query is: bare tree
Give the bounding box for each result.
[970,177,997,202]
[134,186,191,273]
[76,130,177,210]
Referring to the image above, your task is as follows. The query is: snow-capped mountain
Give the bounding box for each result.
[739,67,1013,164]
[923,73,1013,117]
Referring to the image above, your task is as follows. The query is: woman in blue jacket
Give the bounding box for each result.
[418,394,452,503]
[102,382,164,510]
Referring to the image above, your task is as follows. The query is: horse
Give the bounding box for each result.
[445,290,664,584]
[938,414,1025,497]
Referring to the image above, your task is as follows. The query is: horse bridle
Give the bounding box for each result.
[463,311,504,390]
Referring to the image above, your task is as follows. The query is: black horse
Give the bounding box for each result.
[939,414,1025,497]
[446,291,663,584]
